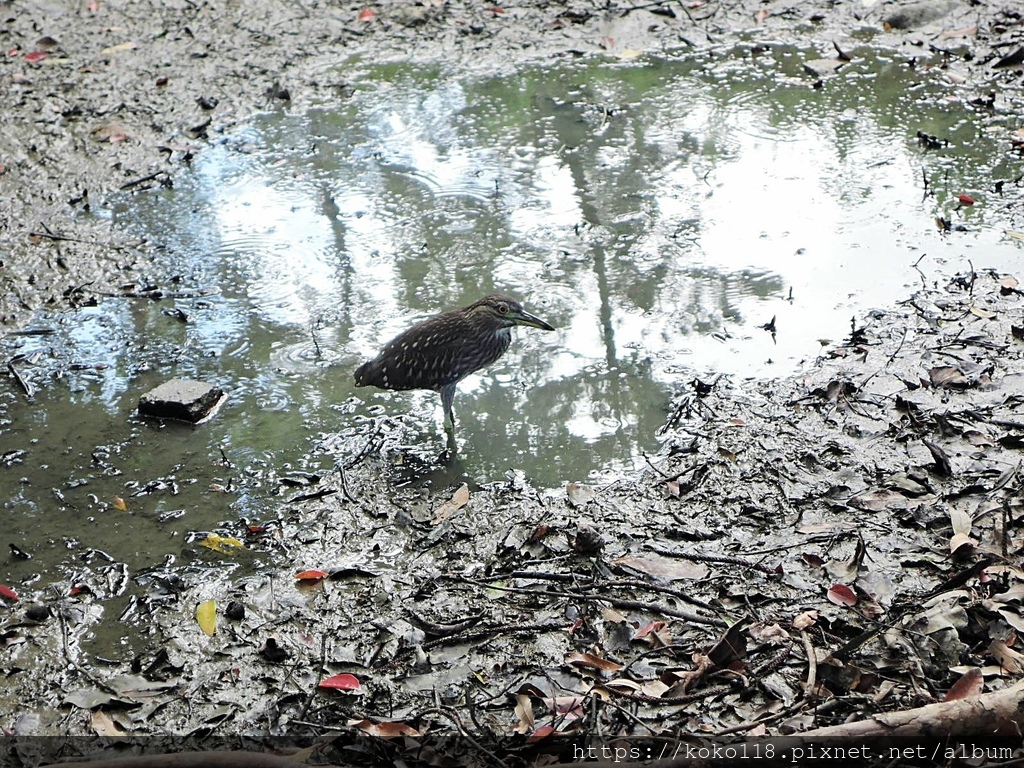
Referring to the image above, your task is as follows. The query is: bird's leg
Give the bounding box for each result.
[440,384,458,458]
[440,384,457,430]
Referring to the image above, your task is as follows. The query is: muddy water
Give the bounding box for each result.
[2,45,1021,602]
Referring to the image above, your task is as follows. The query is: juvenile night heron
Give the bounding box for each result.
[354,294,555,442]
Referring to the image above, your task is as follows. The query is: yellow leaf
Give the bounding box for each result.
[112,496,127,511]
[1005,230,1024,242]
[196,600,216,636]
[198,533,245,554]
[101,41,138,54]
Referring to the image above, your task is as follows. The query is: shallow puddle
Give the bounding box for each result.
[2,44,1022,606]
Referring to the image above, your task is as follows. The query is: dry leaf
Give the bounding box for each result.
[101,41,138,53]
[944,668,983,700]
[90,710,126,737]
[564,651,623,674]
[348,719,420,739]
[827,584,857,607]
[949,532,977,556]
[929,366,970,388]
[610,553,709,581]
[792,610,818,630]
[319,673,361,691]
[432,483,469,524]
[988,640,1024,674]
[196,599,216,636]
[566,482,594,506]
[512,694,534,733]
[949,507,973,536]
[847,489,907,511]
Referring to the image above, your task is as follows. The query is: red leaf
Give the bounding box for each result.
[527,724,556,744]
[633,620,666,639]
[945,668,983,700]
[295,569,328,582]
[488,5,505,13]
[358,7,375,21]
[319,673,361,691]
[24,50,49,63]
[826,584,857,606]
[0,585,19,602]
[87,0,100,10]
[958,194,976,206]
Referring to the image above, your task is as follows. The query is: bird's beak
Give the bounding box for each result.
[513,308,555,331]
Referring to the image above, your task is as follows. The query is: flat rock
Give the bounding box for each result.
[138,379,226,424]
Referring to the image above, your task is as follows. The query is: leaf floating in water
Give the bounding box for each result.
[198,533,245,554]
[295,569,328,583]
[196,600,216,636]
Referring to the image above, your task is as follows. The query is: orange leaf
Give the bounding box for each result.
[827,584,857,607]
[112,496,127,511]
[564,651,623,673]
[527,724,556,744]
[633,620,666,640]
[295,569,328,582]
[945,668,983,700]
[358,7,375,21]
[319,673,361,691]
[348,719,419,738]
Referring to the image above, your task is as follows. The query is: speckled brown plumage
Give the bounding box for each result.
[354,294,554,427]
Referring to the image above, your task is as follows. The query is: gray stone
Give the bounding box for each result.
[883,0,956,31]
[138,378,226,424]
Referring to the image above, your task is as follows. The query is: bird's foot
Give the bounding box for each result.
[441,423,458,463]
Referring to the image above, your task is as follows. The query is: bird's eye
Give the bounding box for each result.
[497,303,509,314]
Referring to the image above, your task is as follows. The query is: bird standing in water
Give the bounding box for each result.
[354,294,554,448]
